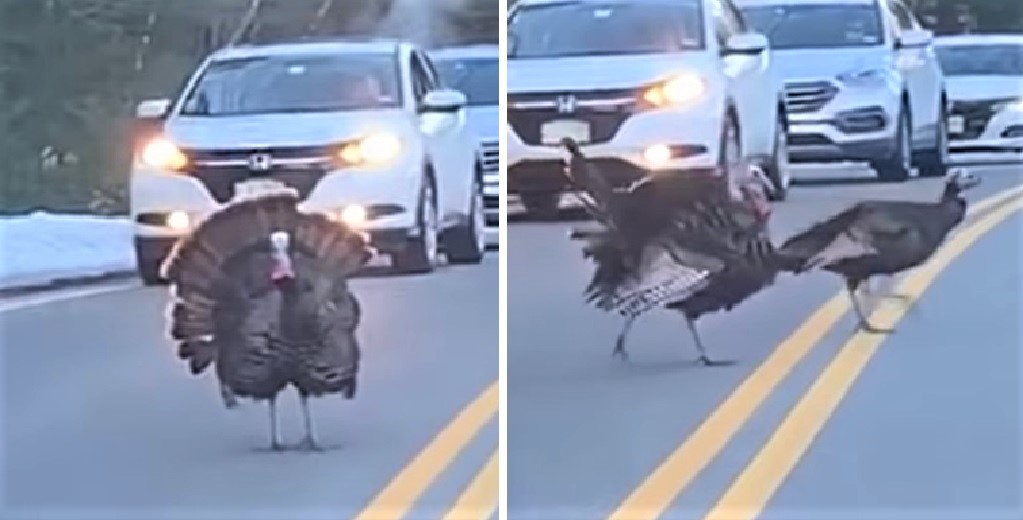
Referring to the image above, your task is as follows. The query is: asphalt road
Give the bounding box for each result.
[1,256,499,520]
[507,164,1023,520]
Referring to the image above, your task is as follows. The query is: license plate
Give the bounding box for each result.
[233,178,288,201]
[948,115,965,134]
[540,119,591,145]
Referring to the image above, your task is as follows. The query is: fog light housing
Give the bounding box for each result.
[643,144,673,167]
[166,211,190,231]
[340,205,368,226]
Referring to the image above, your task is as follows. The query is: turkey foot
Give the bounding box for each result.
[698,355,737,367]
[848,282,895,334]
[857,321,895,334]
[294,436,324,452]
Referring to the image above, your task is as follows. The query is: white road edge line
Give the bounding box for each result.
[0,281,140,314]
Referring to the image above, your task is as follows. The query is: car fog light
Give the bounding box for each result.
[340,205,368,226]
[643,144,672,167]
[166,211,190,230]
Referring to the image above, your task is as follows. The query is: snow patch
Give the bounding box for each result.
[0,212,135,290]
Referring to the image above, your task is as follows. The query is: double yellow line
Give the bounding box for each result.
[353,381,499,520]
[609,183,1023,520]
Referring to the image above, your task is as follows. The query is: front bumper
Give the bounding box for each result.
[130,163,421,251]
[948,107,1023,156]
[506,108,721,195]
[784,80,901,163]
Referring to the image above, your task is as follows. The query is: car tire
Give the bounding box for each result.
[444,174,485,265]
[134,241,168,286]
[914,102,949,178]
[763,115,790,201]
[871,105,911,183]
[391,179,439,274]
[520,193,560,220]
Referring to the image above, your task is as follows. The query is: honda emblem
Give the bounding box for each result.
[248,153,272,172]
[556,95,577,114]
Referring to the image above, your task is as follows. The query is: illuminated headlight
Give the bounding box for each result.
[836,68,888,87]
[166,211,190,231]
[140,138,188,171]
[338,132,402,166]
[643,144,672,167]
[339,205,368,226]
[642,73,706,107]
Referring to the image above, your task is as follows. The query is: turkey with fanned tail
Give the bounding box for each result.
[776,168,981,333]
[160,189,373,451]
[560,137,794,364]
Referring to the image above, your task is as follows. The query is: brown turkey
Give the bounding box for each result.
[777,168,981,333]
[561,138,793,364]
[161,190,373,451]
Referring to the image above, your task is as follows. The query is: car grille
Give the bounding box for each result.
[949,99,1009,140]
[179,145,333,203]
[784,81,839,114]
[788,134,833,146]
[507,88,637,146]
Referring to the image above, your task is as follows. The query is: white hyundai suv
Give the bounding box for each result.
[130,38,484,283]
[736,0,949,182]
[506,0,790,219]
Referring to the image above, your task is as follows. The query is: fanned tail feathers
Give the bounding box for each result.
[161,192,372,375]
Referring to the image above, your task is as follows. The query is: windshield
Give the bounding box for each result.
[178,53,401,116]
[936,44,1023,76]
[741,4,884,50]
[508,1,704,59]
[433,56,499,106]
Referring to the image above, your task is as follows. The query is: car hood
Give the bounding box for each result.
[507,52,714,93]
[770,47,892,81]
[464,105,499,141]
[945,75,1023,101]
[164,110,411,149]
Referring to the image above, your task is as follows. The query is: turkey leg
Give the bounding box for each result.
[268,397,284,451]
[296,394,323,452]
[612,314,637,361]
[686,317,735,366]
[847,280,894,333]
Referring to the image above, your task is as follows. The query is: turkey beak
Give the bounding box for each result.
[269,231,295,283]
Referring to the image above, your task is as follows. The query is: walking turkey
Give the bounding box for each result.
[776,168,981,333]
[161,189,373,451]
[561,137,790,364]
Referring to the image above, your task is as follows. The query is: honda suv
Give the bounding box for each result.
[737,0,949,182]
[506,0,790,218]
[130,38,483,283]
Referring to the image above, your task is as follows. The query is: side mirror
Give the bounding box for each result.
[421,89,467,113]
[136,98,171,119]
[723,33,768,56]
[896,29,933,49]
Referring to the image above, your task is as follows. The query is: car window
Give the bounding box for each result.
[178,53,401,116]
[889,0,917,31]
[508,0,705,58]
[740,3,885,50]
[433,56,499,106]
[936,43,1023,76]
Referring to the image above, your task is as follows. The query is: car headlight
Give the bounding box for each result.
[338,132,402,167]
[836,68,888,87]
[641,73,706,108]
[140,138,188,171]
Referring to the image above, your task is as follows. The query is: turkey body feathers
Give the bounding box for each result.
[162,193,372,406]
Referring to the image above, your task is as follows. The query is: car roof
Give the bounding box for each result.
[209,38,408,61]
[515,0,701,7]
[934,34,1023,47]
[734,0,876,7]
[429,44,499,60]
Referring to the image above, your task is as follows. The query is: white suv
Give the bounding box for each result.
[130,38,484,283]
[430,44,501,242]
[736,0,949,182]
[506,0,790,218]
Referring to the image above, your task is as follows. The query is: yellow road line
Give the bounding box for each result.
[353,382,498,520]
[704,196,1023,520]
[441,449,500,520]
[607,182,1023,520]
